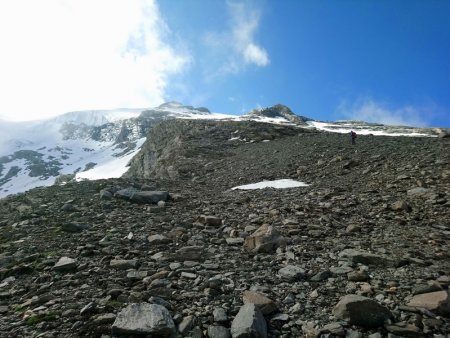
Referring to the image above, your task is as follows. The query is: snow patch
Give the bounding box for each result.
[308,121,433,137]
[232,179,309,190]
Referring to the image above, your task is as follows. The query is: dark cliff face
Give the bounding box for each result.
[124,119,306,180]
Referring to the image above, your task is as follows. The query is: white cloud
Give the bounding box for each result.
[338,98,430,127]
[0,0,190,121]
[203,1,269,78]
[244,44,269,66]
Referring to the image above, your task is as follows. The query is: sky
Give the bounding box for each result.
[0,0,449,127]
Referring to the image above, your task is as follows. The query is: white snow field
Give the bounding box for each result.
[232,179,309,190]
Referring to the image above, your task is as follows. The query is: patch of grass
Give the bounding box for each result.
[25,312,58,325]
[13,305,24,313]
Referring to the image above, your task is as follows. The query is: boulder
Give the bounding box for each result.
[339,249,390,266]
[209,325,231,338]
[243,224,286,253]
[230,303,267,338]
[242,290,278,315]
[115,189,170,204]
[278,265,305,282]
[333,295,393,328]
[173,246,205,261]
[407,290,450,317]
[111,303,176,336]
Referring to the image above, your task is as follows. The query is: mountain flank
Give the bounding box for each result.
[0,117,449,337]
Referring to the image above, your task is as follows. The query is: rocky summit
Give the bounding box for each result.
[0,118,449,337]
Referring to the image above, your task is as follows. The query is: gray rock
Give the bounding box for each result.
[53,257,77,272]
[111,303,176,336]
[310,270,332,281]
[407,290,450,316]
[148,234,171,244]
[209,325,231,338]
[110,259,138,270]
[407,187,432,196]
[242,290,277,315]
[115,189,170,204]
[347,270,370,282]
[60,222,90,233]
[333,295,393,328]
[230,303,267,338]
[226,237,245,245]
[213,307,228,322]
[198,215,223,227]
[178,315,195,334]
[385,323,422,337]
[173,246,205,261]
[278,265,305,282]
[243,224,286,253]
[99,189,113,200]
[321,322,345,336]
[339,249,390,266]
[330,266,354,275]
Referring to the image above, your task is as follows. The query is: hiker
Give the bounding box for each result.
[350,130,357,144]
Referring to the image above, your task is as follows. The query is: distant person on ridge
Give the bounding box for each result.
[350,130,357,145]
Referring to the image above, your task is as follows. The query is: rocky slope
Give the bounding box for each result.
[0,118,449,337]
[0,103,218,198]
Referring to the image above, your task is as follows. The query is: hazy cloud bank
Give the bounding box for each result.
[0,0,190,121]
[338,98,431,127]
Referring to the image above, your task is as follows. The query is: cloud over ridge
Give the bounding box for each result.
[338,98,430,127]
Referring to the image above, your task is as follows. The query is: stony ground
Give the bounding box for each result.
[0,121,449,338]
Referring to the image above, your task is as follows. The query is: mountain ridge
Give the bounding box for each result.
[0,102,447,198]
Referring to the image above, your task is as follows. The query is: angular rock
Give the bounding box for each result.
[278,265,305,282]
[310,270,332,281]
[178,315,195,334]
[347,270,370,282]
[242,290,277,315]
[230,303,267,338]
[148,234,171,245]
[407,290,450,317]
[209,325,231,338]
[198,215,223,227]
[173,246,205,261]
[110,259,138,270]
[339,249,390,266]
[115,189,170,204]
[53,257,77,272]
[333,295,393,328]
[385,323,422,337]
[213,308,228,322]
[390,200,411,212]
[111,303,176,336]
[60,222,91,233]
[243,224,286,253]
[226,237,245,245]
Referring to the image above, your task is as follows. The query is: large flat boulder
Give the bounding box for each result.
[111,303,176,336]
[333,295,393,328]
[115,189,170,204]
[407,290,450,317]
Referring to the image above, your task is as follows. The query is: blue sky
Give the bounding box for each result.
[0,0,449,127]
